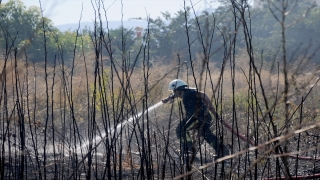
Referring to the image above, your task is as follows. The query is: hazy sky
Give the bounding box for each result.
[2,0,226,26]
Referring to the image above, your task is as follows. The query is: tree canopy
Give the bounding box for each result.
[0,0,92,63]
[1,0,319,65]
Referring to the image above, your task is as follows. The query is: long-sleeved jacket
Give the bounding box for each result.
[182,89,209,121]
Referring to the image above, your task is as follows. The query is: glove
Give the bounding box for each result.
[162,93,175,103]
[162,97,169,103]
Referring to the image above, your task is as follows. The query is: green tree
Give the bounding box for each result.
[0,0,45,60]
[0,0,91,63]
[250,0,320,62]
[147,10,197,63]
[0,0,41,47]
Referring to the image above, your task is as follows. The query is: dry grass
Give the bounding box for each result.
[1,48,320,179]
[2,51,319,124]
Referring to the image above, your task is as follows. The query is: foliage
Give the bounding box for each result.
[0,0,92,63]
[144,0,320,64]
[250,1,320,62]
[2,0,319,65]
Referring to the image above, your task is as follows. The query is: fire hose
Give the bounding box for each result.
[221,119,320,179]
[221,119,255,145]
[221,119,320,161]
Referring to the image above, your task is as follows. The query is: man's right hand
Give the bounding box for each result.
[162,94,175,103]
[161,93,174,103]
[162,97,170,103]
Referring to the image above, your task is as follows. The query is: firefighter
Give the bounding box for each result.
[162,79,229,158]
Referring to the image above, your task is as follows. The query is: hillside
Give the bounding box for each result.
[55,20,149,32]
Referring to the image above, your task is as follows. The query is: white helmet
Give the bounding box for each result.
[168,79,187,91]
